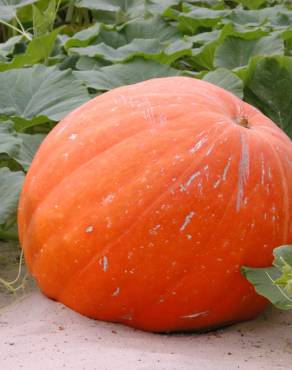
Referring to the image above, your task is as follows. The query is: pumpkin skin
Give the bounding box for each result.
[18,76,292,333]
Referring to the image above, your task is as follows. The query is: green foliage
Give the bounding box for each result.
[0,0,291,307]
[242,246,292,310]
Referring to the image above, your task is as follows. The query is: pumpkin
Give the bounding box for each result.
[18,77,292,333]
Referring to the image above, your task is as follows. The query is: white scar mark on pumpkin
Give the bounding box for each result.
[185,170,201,188]
[236,133,250,212]
[213,157,232,188]
[181,311,209,319]
[189,136,208,154]
[99,256,108,272]
[180,211,195,232]
[85,225,94,233]
[69,133,77,140]
[112,287,120,296]
[205,143,216,156]
[149,224,161,235]
[103,194,115,204]
[260,153,265,185]
[222,157,232,181]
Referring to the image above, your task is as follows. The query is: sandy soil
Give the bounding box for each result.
[0,289,292,370]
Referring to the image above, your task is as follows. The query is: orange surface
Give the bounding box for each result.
[18,77,292,332]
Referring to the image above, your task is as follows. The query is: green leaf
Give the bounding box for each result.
[75,56,105,71]
[0,64,90,128]
[76,0,146,20]
[242,246,292,310]
[64,23,102,50]
[67,16,183,64]
[0,167,24,225]
[74,58,180,91]
[147,0,180,15]
[214,34,284,69]
[0,121,44,170]
[32,0,57,37]
[203,68,244,98]
[0,122,22,159]
[233,0,266,10]
[0,0,38,21]
[176,7,230,34]
[0,28,60,71]
[244,56,292,138]
[0,35,23,62]
[14,132,44,170]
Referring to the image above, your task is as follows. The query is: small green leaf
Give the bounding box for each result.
[203,68,244,98]
[0,28,60,71]
[32,0,57,37]
[242,246,292,310]
[0,167,24,225]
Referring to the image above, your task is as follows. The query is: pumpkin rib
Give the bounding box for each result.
[255,131,291,242]
[56,124,235,302]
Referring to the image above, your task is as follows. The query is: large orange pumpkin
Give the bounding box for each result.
[18,77,292,332]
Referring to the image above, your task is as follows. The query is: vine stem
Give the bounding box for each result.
[0,19,32,41]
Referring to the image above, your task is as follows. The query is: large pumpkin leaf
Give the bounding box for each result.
[74,58,180,90]
[0,121,44,170]
[14,132,44,170]
[214,34,284,69]
[242,246,292,310]
[176,7,230,34]
[244,55,292,138]
[0,36,23,62]
[203,68,243,98]
[76,0,145,20]
[0,64,90,128]
[0,122,22,159]
[233,0,266,10]
[0,167,24,225]
[64,23,102,50]
[68,17,183,64]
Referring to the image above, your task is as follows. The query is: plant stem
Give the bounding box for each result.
[0,276,15,293]
[0,20,32,41]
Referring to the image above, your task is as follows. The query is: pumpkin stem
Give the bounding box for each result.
[237,116,249,128]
